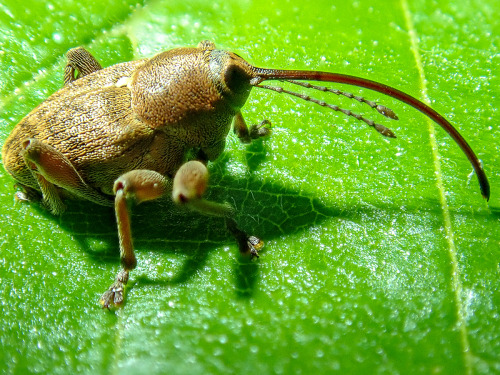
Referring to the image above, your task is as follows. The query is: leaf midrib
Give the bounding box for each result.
[401,0,472,372]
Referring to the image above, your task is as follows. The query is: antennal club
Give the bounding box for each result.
[256,83,396,138]
[249,68,490,201]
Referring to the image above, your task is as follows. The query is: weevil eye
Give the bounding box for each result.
[208,49,254,108]
[224,64,250,94]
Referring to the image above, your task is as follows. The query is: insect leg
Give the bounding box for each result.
[100,170,171,308]
[64,47,103,85]
[173,160,264,257]
[19,138,68,214]
[233,111,272,144]
[20,138,111,208]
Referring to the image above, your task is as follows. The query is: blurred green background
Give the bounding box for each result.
[0,0,498,374]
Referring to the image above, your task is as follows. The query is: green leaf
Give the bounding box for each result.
[0,0,498,374]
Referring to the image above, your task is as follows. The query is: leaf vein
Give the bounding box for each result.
[400,1,473,373]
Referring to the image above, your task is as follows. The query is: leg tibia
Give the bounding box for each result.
[173,161,264,257]
[233,112,272,144]
[100,169,171,308]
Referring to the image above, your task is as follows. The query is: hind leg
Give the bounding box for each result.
[64,47,102,85]
[20,138,111,214]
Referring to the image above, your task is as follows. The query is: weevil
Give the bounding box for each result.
[1,40,490,308]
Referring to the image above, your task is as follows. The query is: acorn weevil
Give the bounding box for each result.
[1,40,490,308]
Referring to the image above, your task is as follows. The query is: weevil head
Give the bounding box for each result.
[129,43,259,130]
[127,43,265,163]
[205,48,257,111]
[127,43,489,201]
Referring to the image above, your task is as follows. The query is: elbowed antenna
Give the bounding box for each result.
[250,68,490,201]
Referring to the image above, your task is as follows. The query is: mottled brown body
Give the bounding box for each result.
[4,59,145,200]
[3,46,250,201]
[1,40,489,308]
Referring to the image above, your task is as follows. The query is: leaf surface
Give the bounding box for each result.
[0,0,498,374]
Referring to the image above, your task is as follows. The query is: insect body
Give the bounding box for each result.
[1,41,490,308]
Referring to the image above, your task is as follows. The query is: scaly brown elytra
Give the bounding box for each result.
[1,40,490,308]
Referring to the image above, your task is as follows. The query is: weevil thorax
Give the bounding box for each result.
[128,44,256,147]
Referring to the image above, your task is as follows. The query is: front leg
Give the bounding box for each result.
[172,161,264,257]
[100,170,171,308]
[233,111,272,144]
[100,163,263,308]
